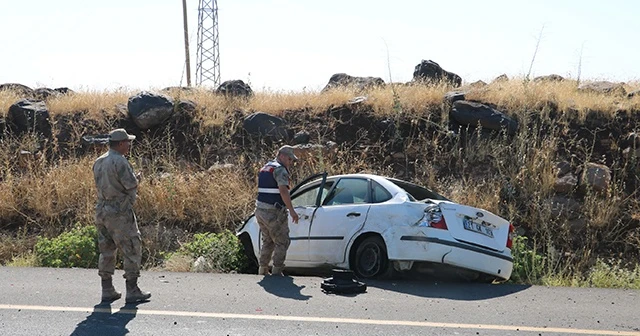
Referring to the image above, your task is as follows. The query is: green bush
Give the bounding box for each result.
[35,225,99,268]
[510,236,547,284]
[180,230,247,273]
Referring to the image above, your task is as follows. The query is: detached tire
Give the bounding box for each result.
[353,236,395,279]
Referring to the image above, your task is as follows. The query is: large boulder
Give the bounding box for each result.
[450,100,518,135]
[580,163,611,193]
[0,83,34,97]
[216,80,253,97]
[6,99,52,138]
[322,73,385,92]
[412,60,462,87]
[127,91,175,130]
[34,88,61,100]
[578,81,626,96]
[242,112,288,141]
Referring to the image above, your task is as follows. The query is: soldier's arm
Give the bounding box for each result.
[274,167,298,223]
[116,157,138,204]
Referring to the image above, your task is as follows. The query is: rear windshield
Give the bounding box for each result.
[386,178,449,201]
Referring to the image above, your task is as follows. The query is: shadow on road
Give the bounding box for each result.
[258,275,312,300]
[70,301,146,336]
[365,279,531,301]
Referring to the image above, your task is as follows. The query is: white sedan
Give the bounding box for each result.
[237,173,515,282]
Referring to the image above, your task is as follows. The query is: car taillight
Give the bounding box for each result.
[417,206,448,230]
[430,216,448,230]
[506,223,515,249]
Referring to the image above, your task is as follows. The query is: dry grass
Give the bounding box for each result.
[467,78,640,120]
[1,78,639,282]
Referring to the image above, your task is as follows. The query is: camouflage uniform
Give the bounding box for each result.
[93,148,141,281]
[255,162,291,269]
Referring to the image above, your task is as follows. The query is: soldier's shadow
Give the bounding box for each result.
[258,275,312,300]
[70,301,143,336]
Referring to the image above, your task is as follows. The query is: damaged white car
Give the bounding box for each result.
[237,173,515,282]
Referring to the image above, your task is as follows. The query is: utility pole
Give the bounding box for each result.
[196,0,220,87]
[182,0,192,86]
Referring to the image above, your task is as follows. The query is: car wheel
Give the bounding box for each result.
[239,233,258,274]
[353,236,393,279]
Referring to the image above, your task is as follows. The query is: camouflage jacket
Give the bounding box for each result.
[93,149,138,212]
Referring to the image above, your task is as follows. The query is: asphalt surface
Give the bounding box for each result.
[0,267,639,335]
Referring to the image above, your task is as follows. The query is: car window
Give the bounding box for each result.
[324,178,368,205]
[386,178,449,201]
[292,181,334,207]
[371,181,392,203]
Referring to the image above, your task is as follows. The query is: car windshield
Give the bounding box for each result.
[386,178,449,201]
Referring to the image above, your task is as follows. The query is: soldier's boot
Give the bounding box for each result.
[271,266,284,276]
[125,278,151,303]
[258,266,270,275]
[101,278,122,302]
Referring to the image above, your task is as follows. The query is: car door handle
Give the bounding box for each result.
[301,215,309,220]
[346,212,361,217]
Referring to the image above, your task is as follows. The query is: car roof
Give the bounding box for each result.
[296,173,407,196]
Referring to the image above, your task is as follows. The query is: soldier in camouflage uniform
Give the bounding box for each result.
[93,128,151,303]
[255,145,300,276]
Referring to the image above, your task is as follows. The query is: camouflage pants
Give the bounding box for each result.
[95,205,142,281]
[255,207,290,268]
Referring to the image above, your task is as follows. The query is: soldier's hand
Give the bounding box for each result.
[290,210,299,224]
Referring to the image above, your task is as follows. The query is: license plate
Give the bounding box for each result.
[463,218,494,238]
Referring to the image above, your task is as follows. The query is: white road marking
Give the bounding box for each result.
[0,304,638,335]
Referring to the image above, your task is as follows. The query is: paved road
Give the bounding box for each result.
[0,267,638,335]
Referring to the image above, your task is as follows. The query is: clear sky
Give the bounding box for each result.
[1,0,638,92]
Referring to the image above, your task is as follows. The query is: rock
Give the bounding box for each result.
[293,131,310,145]
[242,112,288,140]
[216,80,253,97]
[34,88,60,100]
[291,143,338,160]
[580,163,611,193]
[54,87,74,95]
[555,161,572,177]
[0,83,34,97]
[207,163,235,172]
[545,195,581,219]
[578,81,626,96]
[444,91,466,104]
[468,80,487,88]
[6,99,52,138]
[412,60,462,87]
[192,256,209,272]
[628,90,640,98]
[176,99,197,114]
[450,100,519,135]
[347,96,368,106]
[533,74,565,82]
[554,174,578,194]
[322,73,385,92]
[161,86,195,93]
[0,118,5,139]
[127,91,175,130]
[493,74,509,82]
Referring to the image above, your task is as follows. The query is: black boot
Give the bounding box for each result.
[101,278,122,302]
[125,278,151,303]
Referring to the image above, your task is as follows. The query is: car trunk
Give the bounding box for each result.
[439,203,510,252]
